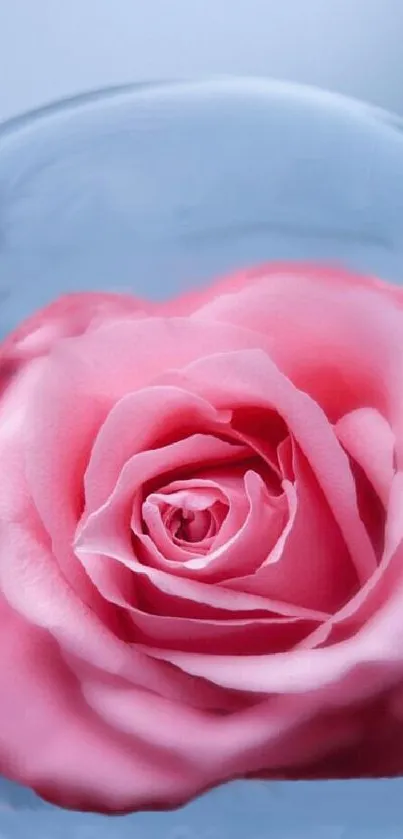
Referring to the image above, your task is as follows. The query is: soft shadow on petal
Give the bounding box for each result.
[228,448,357,613]
[134,471,286,582]
[302,470,403,649]
[84,386,233,513]
[191,263,403,423]
[139,474,243,564]
[166,348,377,585]
[336,407,395,507]
[23,314,265,577]
[67,553,320,655]
[77,433,247,564]
[144,476,403,704]
[0,508,237,713]
[0,597,229,813]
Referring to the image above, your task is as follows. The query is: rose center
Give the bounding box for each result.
[142,482,230,555]
[170,507,213,544]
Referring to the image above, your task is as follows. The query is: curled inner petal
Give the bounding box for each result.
[143,481,230,557]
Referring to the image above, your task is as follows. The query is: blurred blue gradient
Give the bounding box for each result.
[1,78,403,838]
[0,0,403,119]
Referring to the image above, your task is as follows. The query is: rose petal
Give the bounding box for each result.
[141,476,236,563]
[135,470,287,581]
[158,262,403,319]
[336,407,395,506]
[191,264,403,424]
[84,385,233,513]
[77,536,328,625]
[77,432,247,561]
[228,448,357,613]
[78,431,321,620]
[23,315,266,594]
[302,470,403,649]
[63,555,318,654]
[0,597,229,813]
[0,595,377,812]
[143,474,403,703]
[164,348,377,585]
[0,386,231,712]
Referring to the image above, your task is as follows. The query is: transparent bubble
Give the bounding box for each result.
[1,78,403,833]
[1,78,403,338]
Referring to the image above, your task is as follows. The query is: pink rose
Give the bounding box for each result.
[1,262,403,813]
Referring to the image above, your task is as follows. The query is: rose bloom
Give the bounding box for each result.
[0,262,403,813]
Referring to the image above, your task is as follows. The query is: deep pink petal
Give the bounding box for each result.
[157,262,403,319]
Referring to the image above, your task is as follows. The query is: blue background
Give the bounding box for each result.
[1,4,403,837]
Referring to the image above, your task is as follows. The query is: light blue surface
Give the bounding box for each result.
[1,776,403,837]
[1,0,403,120]
[1,78,403,835]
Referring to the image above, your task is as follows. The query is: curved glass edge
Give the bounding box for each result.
[1,76,402,139]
